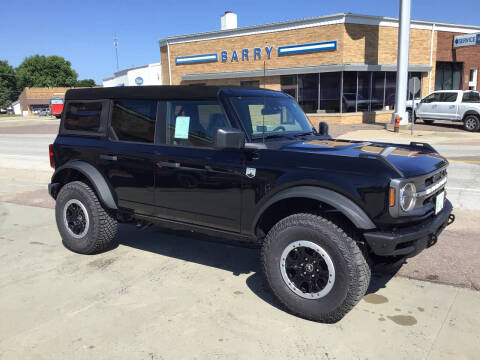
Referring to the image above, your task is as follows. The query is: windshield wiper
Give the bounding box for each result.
[293,131,314,137]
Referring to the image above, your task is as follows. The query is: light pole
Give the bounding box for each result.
[392,0,412,126]
[114,35,119,71]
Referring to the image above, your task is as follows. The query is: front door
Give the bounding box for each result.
[154,99,244,233]
[435,92,459,120]
[100,99,158,214]
[417,92,441,119]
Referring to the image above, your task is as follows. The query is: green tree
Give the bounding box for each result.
[76,79,96,87]
[16,55,78,89]
[0,60,18,109]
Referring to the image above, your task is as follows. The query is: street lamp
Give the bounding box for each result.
[392,0,412,126]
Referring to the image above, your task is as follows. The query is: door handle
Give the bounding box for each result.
[157,161,180,168]
[449,105,455,109]
[100,154,117,161]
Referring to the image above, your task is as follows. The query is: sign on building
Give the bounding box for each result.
[453,33,480,48]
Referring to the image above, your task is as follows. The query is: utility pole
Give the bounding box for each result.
[392,0,411,126]
[114,35,119,71]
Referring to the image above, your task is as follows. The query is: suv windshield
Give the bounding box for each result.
[229,96,313,139]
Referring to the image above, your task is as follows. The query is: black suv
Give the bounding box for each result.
[48,86,454,322]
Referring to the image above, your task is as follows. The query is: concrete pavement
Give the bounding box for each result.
[1,202,479,360]
[1,121,480,359]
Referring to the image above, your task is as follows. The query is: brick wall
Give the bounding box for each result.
[436,31,480,90]
[342,24,433,66]
[163,23,435,87]
[166,23,345,85]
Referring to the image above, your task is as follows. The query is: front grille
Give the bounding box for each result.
[411,167,448,215]
[424,169,447,187]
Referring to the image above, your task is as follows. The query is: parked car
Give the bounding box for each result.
[38,108,50,116]
[407,90,480,131]
[48,86,454,322]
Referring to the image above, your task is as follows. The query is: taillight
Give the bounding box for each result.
[49,144,55,169]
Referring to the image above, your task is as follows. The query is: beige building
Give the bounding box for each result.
[17,87,71,115]
[159,13,480,124]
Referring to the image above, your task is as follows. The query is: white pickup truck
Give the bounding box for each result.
[407,90,480,131]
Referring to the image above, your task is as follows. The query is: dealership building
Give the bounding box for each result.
[16,87,72,115]
[158,12,480,124]
[103,62,162,87]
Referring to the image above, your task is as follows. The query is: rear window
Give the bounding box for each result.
[462,92,480,103]
[111,99,157,143]
[440,92,458,102]
[64,102,102,132]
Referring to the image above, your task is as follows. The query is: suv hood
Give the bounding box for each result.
[283,139,448,178]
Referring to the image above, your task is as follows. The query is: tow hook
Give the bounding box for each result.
[428,234,438,248]
[447,213,455,226]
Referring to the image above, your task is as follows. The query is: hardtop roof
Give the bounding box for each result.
[64,85,282,101]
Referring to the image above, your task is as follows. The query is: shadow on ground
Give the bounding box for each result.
[117,224,400,315]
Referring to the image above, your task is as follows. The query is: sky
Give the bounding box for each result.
[1,0,479,84]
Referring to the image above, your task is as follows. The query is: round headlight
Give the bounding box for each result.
[400,183,417,212]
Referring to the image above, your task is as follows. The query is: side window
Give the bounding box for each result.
[422,93,440,103]
[111,99,157,143]
[440,92,458,102]
[462,92,480,103]
[64,102,103,132]
[166,100,228,147]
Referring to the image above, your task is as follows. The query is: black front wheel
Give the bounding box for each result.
[261,213,371,323]
[463,115,480,132]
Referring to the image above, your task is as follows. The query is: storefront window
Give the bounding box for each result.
[385,72,397,110]
[298,74,319,113]
[357,72,372,112]
[240,80,260,88]
[281,71,422,114]
[372,72,385,111]
[319,72,341,113]
[342,72,357,112]
[435,62,463,90]
[280,75,297,100]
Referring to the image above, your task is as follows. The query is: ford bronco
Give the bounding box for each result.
[48,86,454,322]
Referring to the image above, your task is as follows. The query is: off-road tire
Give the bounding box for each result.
[423,119,434,125]
[261,213,371,323]
[463,114,480,132]
[55,181,117,254]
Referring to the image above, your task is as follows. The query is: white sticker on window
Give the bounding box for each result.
[174,116,190,139]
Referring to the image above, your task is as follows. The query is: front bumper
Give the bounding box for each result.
[364,200,454,257]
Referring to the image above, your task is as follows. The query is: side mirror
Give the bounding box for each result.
[213,128,245,150]
[318,121,329,136]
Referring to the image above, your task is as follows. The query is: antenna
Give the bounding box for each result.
[114,35,119,71]
[262,59,266,143]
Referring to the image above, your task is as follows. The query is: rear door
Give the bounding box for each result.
[436,92,459,120]
[98,99,158,215]
[153,99,245,233]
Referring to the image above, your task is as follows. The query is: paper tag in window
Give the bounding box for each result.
[174,116,190,139]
